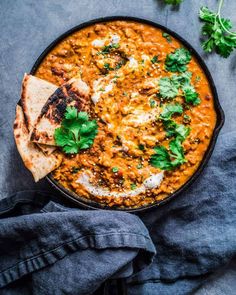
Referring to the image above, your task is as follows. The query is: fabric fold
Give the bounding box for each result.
[0,191,155,294]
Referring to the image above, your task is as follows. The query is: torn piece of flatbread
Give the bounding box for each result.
[13,105,62,182]
[30,77,90,146]
[21,74,58,155]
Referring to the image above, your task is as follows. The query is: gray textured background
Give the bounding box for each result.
[0,0,235,293]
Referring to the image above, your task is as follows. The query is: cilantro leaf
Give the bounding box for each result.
[150,146,172,170]
[163,120,190,140]
[98,43,120,55]
[165,48,191,72]
[104,63,114,71]
[151,55,159,64]
[199,5,236,58]
[160,103,183,120]
[169,137,186,167]
[150,136,186,170]
[54,106,98,154]
[162,32,172,43]
[182,85,201,105]
[159,77,180,99]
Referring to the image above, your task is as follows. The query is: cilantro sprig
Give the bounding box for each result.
[54,106,98,154]
[165,48,191,72]
[98,43,120,55]
[150,137,186,170]
[158,72,201,105]
[160,103,183,120]
[159,76,180,99]
[199,1,236,58]
[159,103,190,139]
[163,120,190,139]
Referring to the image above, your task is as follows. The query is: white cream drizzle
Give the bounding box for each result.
[76,171,164,198]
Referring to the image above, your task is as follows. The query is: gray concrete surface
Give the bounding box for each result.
[0,0,235,293]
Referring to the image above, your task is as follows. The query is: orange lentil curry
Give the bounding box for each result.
[35,21,216,208]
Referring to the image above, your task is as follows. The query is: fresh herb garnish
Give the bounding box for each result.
[54,106,98,154]
[138,144,145,151]
[137,163,143,169]
[182,84,201,105]
[151,55,159,64]
[162,32,172,43]
[112,167,119,173]
[160,103,183,120]
[150,136,186,170]
[183,114,191,124]
[163,120,190,139]
[150,99,156,108]
[165,48,191,72]
[159,76,180,99]
[71,167,80,174]
[199,2,236,58]
[98,43,120,55]
[130,183,137,190]
[104,63,114,71]
[115,60,126,70]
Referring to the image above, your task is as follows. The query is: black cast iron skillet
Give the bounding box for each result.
[30,16,225,213]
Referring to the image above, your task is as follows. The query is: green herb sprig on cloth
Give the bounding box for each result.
[54,106,98,154]
[199,0,236,58]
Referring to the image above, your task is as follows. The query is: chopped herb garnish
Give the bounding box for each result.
[160,103,183,120]
[98,43,120,55]
[71,167,80,174]
[163,120,190,139]
[162,32,172,43]
[138,144,145,151]
[183,114,191,124]
[99,88,105,92]
[150,136,187,170]
[150,99,156,108]
[112,167,119,173]
[115,60,125,70]
[137,163,143,169]
[54,106,98,154]
[158,77,180,99]
[165,48,191,72]
[104,63,113,71]
[182,84,201,105]
[130,183,137,190]
[151,55,159,64]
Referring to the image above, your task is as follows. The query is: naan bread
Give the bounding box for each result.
[30,78,90,146]
[13,105,62,182]
[21,74,58,155]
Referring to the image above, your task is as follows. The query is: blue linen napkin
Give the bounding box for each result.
[0,131,235,295]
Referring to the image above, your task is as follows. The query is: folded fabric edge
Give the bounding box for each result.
[0,231,156,288]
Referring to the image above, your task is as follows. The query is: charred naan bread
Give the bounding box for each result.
[13,105,62,182]
[21,74,57,155]
[30,78,90,146]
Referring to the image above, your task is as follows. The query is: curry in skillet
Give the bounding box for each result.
[19,21,217,208]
